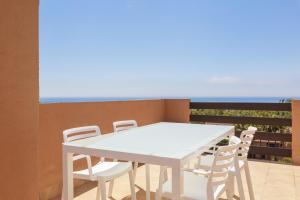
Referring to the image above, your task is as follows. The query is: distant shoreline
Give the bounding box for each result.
[39,97,298,104]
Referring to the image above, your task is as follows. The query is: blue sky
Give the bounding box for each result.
[40,0,300,97]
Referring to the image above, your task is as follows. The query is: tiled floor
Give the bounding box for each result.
[60,160,300,200]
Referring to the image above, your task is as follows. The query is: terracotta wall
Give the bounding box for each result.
[292,100,300,165]
[38,99,190,199]
[0,0,39,199]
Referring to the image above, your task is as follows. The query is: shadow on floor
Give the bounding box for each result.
[51,182,159,200]
[51,181,97,200]
[219,195,240,200]
[109,185,157,200]
[52,181,238,200]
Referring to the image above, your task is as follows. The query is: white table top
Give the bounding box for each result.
[65,122,234,161]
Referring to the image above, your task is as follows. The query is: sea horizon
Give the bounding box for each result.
[39,96,299,104]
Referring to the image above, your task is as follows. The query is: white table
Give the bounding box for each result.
[62,122,234,200]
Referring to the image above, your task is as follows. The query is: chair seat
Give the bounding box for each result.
[73,161,132,181]
[161,171,225,200]
[200,155,245,173]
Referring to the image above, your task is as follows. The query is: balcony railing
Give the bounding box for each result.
[190,102,292,159]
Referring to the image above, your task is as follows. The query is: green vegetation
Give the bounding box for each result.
[191,98,292,133]
[191,109,291,133]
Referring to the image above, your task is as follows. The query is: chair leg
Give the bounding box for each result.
[226,188,233,200]
[235,169,246,200]
[129,170,137,200]
[156,166,166,200]
[133,162,139,182]
[108,180,114,197]
[244,161,255,200]
[226,174,234,200]
[96,180,101,200]
[99,179,107,200]
[146,164,151,200]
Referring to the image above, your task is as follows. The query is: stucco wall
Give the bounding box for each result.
[0,0,39,199]
[292,100,300,165]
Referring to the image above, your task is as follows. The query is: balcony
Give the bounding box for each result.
[2,2,300,200]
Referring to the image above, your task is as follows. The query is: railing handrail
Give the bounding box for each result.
[190,102,292,111]
[190,115,292,126]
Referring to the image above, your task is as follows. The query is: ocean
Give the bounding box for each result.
[40,97,298,104]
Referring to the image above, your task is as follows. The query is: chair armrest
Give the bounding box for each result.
[86,156,93,178]
[73,154,89,161]
[197,164,213,171]
[192,168,211,176]
[183,166,211,177]
[72,154,93,178]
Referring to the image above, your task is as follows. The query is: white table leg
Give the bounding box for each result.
[145,164,151,200]
[63,148,73,200]
[172,163,182,200]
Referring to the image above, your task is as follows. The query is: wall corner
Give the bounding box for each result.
[292,100,300,165]
[164,99,190,123]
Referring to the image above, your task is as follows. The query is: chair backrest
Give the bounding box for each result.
[63,126,101,178]
[208,139,240,199]
[63,125,101,143]
[236,126,257,161]
[113,120,138,132]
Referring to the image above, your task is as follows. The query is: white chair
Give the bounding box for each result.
[156,139,241,200]
[113,120,138,132]
[112,120,139,179]
[198,126,257,200]
[193,123,232,168]
[62,125,136,200]
[112,120,151,200]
